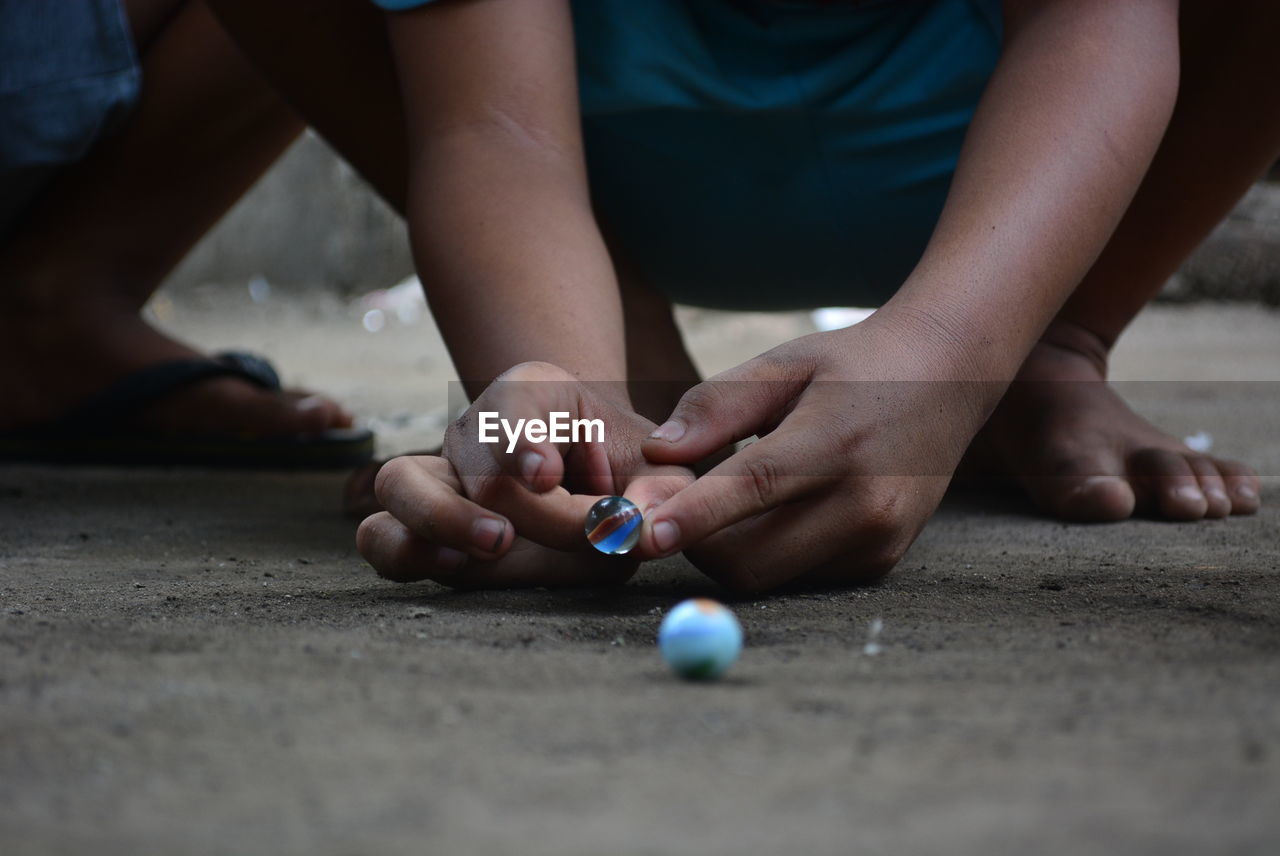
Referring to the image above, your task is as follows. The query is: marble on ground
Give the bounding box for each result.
[2,297,1277,855]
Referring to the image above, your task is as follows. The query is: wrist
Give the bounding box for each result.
[866,299,1024,386]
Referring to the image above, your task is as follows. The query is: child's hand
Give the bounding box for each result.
[637,314,1000,592]
[357,362,693,586]
[356,454,643,587]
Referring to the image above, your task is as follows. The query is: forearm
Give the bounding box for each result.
[383,0,626,398]
[409,130,627,395]
[879,0,1180,381]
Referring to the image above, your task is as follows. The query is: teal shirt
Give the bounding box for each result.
[370,0,1002,309]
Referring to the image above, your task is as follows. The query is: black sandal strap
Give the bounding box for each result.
[53,351,283,433]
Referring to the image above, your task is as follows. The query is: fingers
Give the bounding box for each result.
[642,360,806,465]
[635,431,834,559]
[470,362,617,493]
[358,511,638,588]
[378,452,604,552]
[682,488,907,593]
[620,464,697,519]
[357,511,471,583]
[374,456,515,560]
[364,454,630,583]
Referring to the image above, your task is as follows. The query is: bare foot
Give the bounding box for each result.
[0,304,353,436]
[973,324,1262,521]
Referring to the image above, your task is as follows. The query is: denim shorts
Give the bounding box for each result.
[0,0,141,240]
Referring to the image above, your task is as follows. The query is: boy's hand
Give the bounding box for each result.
[637,314,1001,592]
[357,455,642,587]
[357,362,693,586]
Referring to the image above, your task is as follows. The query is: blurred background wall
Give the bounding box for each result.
[165,132,1280,306]
[166,133,413,296]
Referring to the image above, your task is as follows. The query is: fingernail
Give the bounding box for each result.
[437,547,468,570]
[1237,484,1258,500]
[519,451,543,486]
[649,420,686,443]
[472,518,506,553]
[652,520,679,554]
[1173,485,1205,504]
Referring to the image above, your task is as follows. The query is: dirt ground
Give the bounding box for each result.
[2,297,1278,855]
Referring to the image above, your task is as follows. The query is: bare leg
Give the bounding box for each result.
[210,0,704,512]
[0,0,351,434]
[206,0,408,212]
[223,0,1273,525]
[977,0,1274,520]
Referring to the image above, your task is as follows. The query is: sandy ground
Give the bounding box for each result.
[2,296,1278,855]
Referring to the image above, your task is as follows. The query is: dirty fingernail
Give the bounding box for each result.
[472,518,506,553]
[649,420,686,443]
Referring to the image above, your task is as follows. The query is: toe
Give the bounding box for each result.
[1187,456,1231,519]
[1129,448,1207,520]
[1215,458,1262,515]
[235,390,331,435]
[147,378,355,436]
[1023,456,1135,522]
[1054,475,1136,522]
[284,392,353,433]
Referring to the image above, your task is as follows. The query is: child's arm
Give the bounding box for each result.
[359,1,698,585]
[385,0,625,395]
[636,0,1182,589]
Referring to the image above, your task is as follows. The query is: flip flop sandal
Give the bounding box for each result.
[0,351,374,469]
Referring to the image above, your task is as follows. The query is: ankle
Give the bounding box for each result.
[1027,320,1113,379]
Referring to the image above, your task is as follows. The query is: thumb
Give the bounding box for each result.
[641,369,804,465]
[621,464,696,521]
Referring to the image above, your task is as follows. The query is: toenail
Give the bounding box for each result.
[295,395,326,412]
[1172,485,1205,504]
[1237,484,1258,500]
[1070,476,1121,498]
[1206,487,1229,504]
